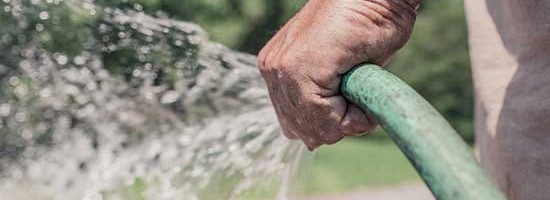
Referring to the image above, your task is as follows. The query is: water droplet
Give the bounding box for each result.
[173,166,181,173]
[2,0,11,3]
[56,55,68,65]
[39,11,49,20]
[132,69,141,77]
[3,6,11,13]
[74,56,86,65]
[1,34,11,43]
[133,4,143,11]
[40,88,52,98]
[101,35,110,42]
[15,112,26,122]
[139,46,149,54]
[86,82,97,91]
[19,60,31,69]
[138,55,146,62]
[15,85,28,96]
[22,130,33,140]
[107,44,116,51]
[145,92,154,100]
[37,123,48,132]
[144,63,152,70]
[8,76,19,86]
[0,104,11,117]
[35,23,44,31]
[160,91,179,104]
[117,31,126,38]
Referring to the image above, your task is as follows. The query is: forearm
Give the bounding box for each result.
[401,0,422,9]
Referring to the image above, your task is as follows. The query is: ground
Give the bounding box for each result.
[306,182,434,200]
[305,132,421,195]
[304,137,435,199]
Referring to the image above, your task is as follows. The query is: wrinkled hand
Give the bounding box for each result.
[258,0,420,150]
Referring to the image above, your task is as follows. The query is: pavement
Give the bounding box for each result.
[305,182,435,200]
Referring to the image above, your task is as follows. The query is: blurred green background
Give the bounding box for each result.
[3,0,472,197]
[2,0,472,141]
[114,0,472,196]
[150,0,472,195]
[142,0,473,142]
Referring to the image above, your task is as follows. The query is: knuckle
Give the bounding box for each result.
[257,47,270,66]
[270,53,299,75]
[257,60,274,78]
[258,54,299,78]
[277,54,298,68]
[258,64,271,77]
[257,55,266,69]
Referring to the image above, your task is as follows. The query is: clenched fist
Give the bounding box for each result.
[258,0,420,150]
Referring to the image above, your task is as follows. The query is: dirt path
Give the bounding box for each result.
[306,182,435,200]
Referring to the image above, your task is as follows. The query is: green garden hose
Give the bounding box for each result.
[341,64,506,200]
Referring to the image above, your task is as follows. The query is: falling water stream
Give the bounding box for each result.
[0,1,310,199]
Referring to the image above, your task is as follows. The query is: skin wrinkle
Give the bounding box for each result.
[360,0,417,19]
[258,0,419,149]
[304,73,338,96]
[354,1,399,26]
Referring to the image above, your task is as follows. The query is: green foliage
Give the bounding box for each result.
[173,0,474,142]
[93,0,475,141]
[101,0,307,52]
[389,1,474,142]
[1,0,473,140]
[0,0,474,195]
[175,0,475,142]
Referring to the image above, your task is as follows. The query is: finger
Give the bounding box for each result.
[340,103,377,136]
[300,95,347,145]
[321,134,345,145]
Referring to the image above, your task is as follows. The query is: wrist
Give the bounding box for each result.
[401,0,422,10]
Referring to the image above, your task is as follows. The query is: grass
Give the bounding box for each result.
[304,131,421,195]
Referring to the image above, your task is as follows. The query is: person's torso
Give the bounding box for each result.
[465,1,550,200]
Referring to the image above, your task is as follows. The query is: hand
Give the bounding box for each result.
[258,0,420,150]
